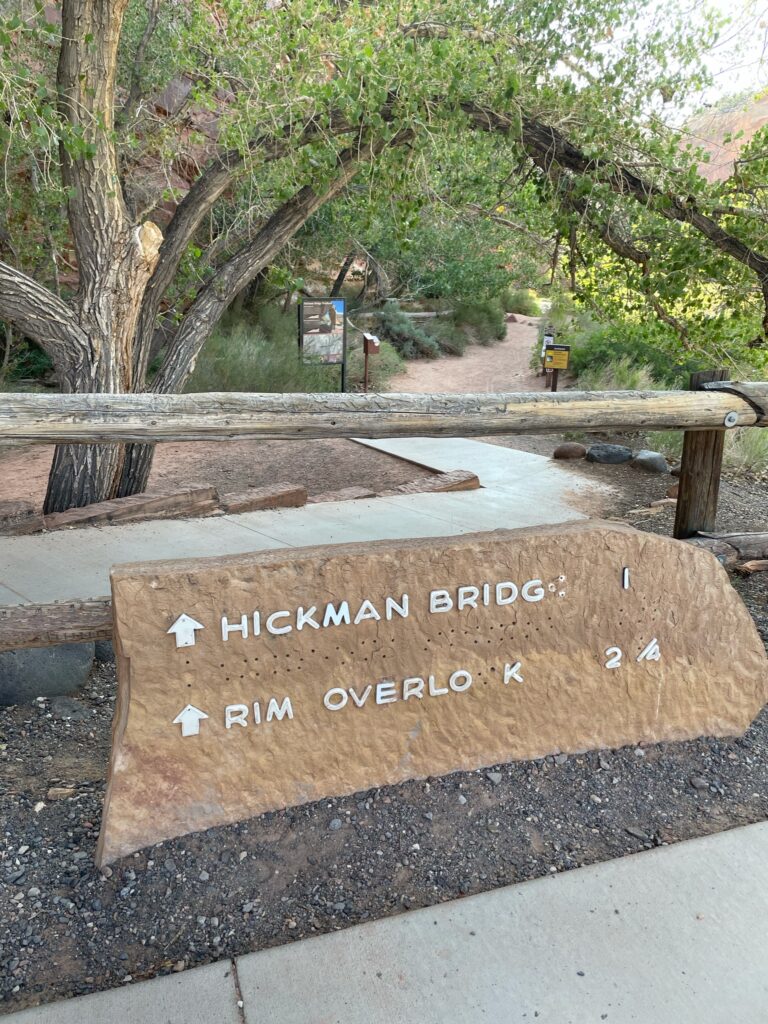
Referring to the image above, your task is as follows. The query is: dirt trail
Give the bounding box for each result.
[389,318,542,393]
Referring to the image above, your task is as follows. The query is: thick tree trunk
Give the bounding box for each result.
[116,442,155,499]
[330,252,356,296]
[44,444,126,512]
[41,0,162,514]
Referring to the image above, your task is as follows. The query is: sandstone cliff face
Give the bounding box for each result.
[687,93,768,182]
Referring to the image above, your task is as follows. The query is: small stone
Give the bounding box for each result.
[631,450,669,474]
[577,970,585,977]
[173,960,186,972]
[333,901,346,912]
[163,858,177,874]
[585,443,632,465]
[625,826,648,840]
[27,887,41,898]
[424,812,433,821]
[199,870,210,882]
[328,818,343,831]
[46,787,76,800]
[33,802,46,813]
[554,753,568,765]
[486,771,503,786]
[589,794,602,804]
[689,776,709,791]
[634,748,645,758]
[553,442,587,460]
[17,845,29,856]
[458,794,468,805]
[598,753,611,770]
[239,851,248,861]
[101,866,113,879]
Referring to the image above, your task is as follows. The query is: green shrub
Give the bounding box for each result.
[648,429,684,462]
[567,321,699,387]
[502,288,541,317]
[453,298,506,345]
[647,427,768,475]
[185,315,339,393]
[428,319,468,355]
[723,427,768,474]
[347,339,404,390]
[375,301,440,359]
[575,357,659,392]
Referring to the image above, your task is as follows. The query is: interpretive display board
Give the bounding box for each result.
[299,298,346,365]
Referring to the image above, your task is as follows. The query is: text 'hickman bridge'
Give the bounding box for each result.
[167,575,567,649]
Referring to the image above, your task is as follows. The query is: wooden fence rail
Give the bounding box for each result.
[0,383,766,445]
[1,380,767,653]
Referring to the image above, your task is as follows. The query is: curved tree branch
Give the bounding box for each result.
[150,132,405,396]
[0,260,90,379]
[461,102,768,341]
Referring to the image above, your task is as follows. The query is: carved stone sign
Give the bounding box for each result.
[96,521,768,864]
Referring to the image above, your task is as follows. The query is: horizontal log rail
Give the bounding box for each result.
[0,382,766,445]
[0,599,112,652]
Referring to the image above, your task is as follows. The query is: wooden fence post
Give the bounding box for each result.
[673,369,729,540]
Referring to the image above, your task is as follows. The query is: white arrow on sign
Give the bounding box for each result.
[172,704,209,737]
[167,613,205,648]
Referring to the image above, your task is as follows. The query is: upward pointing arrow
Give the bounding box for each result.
[172,704,209,737]
[167,613,205,648]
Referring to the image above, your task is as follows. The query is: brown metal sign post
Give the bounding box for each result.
[362,333,380,393]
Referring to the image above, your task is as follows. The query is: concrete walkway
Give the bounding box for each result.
[0,438,605,604]
[6,822,767,1023]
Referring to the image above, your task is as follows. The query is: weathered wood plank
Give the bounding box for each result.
[387,469,481,495]
[218,483,307,514]
[41,487,219,532]
[0,599,112,652]
[736,559,768,575]
[697,532,768,560]
[0,388,763,445]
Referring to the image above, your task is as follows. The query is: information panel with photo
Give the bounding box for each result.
[299,299,346,365]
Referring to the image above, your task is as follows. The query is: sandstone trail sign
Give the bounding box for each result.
[96,522,768,864]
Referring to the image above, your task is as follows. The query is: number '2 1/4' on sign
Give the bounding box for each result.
[604,639,661,669]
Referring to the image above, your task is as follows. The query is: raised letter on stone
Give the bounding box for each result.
[430,590,453,613]
[266,697,294,722]
[521,580,545,603]
[225,704,249,729]
[221,615,248,641]
[503,661,523,684]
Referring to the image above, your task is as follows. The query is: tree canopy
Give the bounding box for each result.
[0,0,766,508]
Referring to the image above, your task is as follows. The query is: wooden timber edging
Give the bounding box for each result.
[0,383,767,445]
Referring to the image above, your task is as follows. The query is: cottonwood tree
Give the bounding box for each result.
[0,0,745,510]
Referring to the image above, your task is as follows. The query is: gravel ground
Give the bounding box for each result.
[1,450,767,1013]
